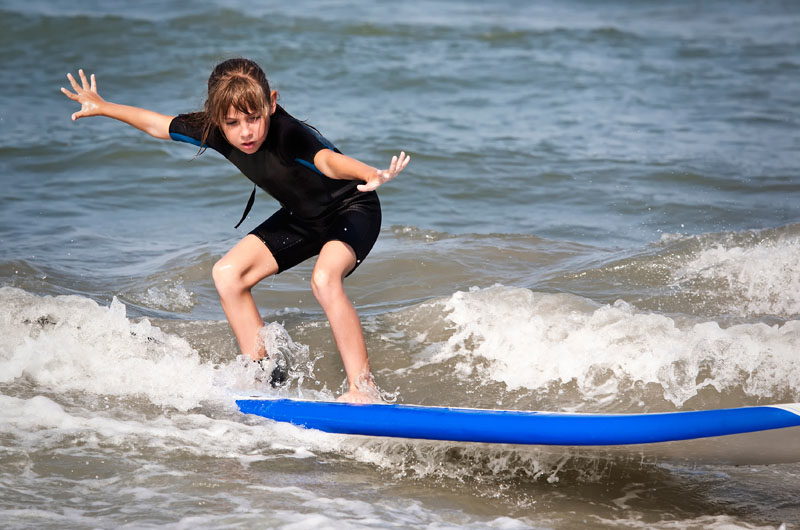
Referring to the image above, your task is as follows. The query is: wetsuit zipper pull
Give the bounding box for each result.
[234,185,257,229]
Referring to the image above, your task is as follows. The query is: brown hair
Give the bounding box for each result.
[198,58,274,149]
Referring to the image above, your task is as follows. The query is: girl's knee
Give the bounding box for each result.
[310,267,342,301]
[212,259,245,296]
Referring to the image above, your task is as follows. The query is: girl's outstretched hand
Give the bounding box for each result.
[357,151,411,192]
[61,69,106,121]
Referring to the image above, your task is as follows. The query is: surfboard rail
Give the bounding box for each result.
[236,398,800,446]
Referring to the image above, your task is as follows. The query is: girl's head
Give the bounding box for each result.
[203,58,277,154]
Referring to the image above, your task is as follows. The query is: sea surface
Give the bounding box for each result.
[1,0,800,528]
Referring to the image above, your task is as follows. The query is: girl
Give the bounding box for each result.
[61,58,410,403]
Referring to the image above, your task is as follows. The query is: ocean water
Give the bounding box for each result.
[1,0,800,528]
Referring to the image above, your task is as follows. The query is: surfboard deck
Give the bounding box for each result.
[236,398,800,446]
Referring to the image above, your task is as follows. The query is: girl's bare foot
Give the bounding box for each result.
[337,373,383,403]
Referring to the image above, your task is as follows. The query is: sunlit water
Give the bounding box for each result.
[1,0,799,528]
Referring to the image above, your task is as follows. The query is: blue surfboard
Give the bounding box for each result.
[236,399,800,446]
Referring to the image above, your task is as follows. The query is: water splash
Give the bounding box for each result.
[406,285,800,409]
[0,287,311,410]
[671,232,800,318]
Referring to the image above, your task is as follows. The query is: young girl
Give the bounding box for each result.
[61,58,409,403]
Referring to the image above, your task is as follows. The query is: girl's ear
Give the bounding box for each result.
[269,90,279,115]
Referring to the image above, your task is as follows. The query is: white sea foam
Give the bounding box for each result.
[0,393,310,459]
[2,284,797,493]
[241,484,535,529]
[671,232,800,318]
[0,390,585,496]
[0,287,218,409]
[138,279,195,312]
[0,287,294,410]
[426,285,800,407]
[589,514,783,529]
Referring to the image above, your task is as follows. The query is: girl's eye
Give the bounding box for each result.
[248,115,261,122]
[225,121,237,127]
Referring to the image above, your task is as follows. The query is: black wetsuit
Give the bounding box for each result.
[169,106,380,274]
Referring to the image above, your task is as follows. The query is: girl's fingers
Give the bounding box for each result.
[60,87,77,100]
[390,152,409,176]
[78,69,90,89]
[66,70,96,93]
[397,152,409,170]
[399,152,409,170]
[64,70,103,121]
[67,72,81,92]
[357,151,410,193]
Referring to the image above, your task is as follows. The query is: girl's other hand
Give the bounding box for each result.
[61,69,105,121]
[357,151,411,192]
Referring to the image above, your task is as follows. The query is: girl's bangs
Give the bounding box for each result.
[210,78,267,124]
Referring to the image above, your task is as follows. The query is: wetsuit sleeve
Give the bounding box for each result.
[169,113,230,155]
[280,118,341,173]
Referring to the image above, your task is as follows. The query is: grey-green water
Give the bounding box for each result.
[1,1,799,528]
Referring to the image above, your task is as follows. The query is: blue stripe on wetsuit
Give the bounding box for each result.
[294,122,335,175]
[170,132,204,147]
[294,157,323,175]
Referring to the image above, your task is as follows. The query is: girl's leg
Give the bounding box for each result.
[212,234,279,360]
[310,240,378,403]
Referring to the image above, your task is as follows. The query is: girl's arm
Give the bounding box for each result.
[61,69,174,140]
[314,149,410,192]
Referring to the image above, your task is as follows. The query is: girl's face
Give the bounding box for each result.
[220,107,268,154]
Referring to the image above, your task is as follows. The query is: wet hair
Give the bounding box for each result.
[197,58,274,149]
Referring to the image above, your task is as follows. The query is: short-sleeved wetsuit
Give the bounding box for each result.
[169,106,381,275]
